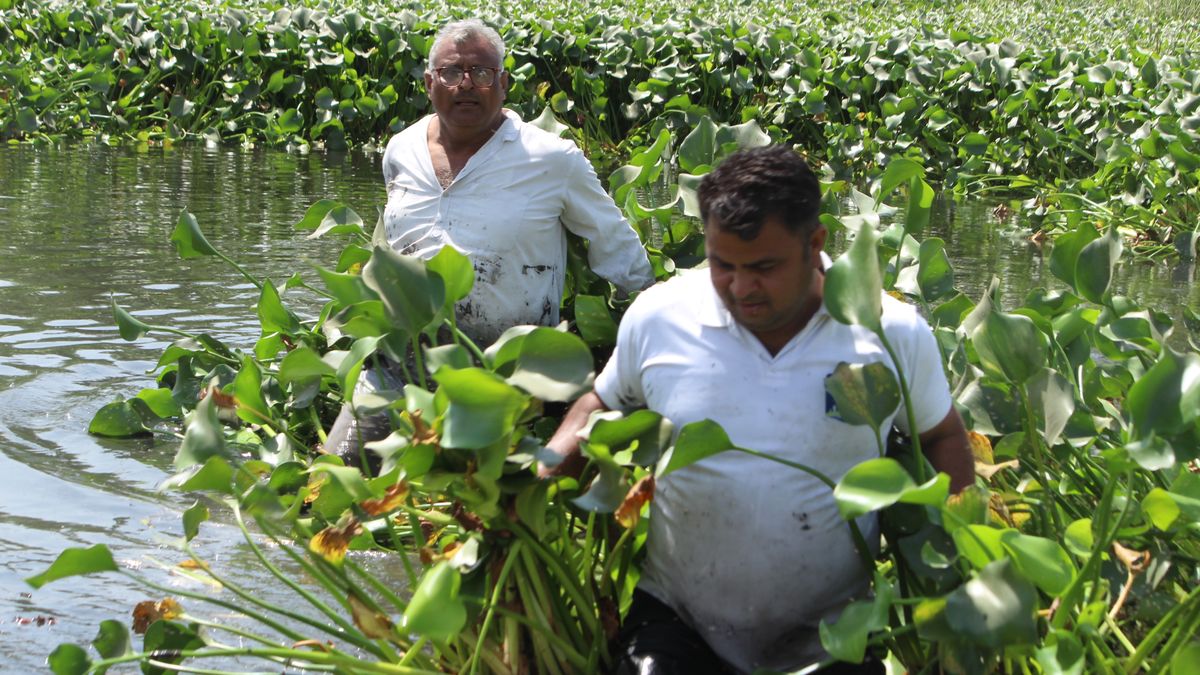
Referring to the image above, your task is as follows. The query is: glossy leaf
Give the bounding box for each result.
[169,211,218,259]
[916,237,955,302]
[656,419,736,477]
[574,294,618,346]
[26,545,118,589]
[944,559,1038,648]
[92,619,131,659]
[426,245,474,305]
[112,297,152,341]
[403,562,466,641]
[1035,630,1085,675]
[972,309,1047,384]
[1126,350,1200,437]
[1074,226,1122,304]
[88,400,151,437]
[182,500,210,542]
[362,244,442,334]
[434,367,526,449]
[507,327,594,402]
[834,458,950,519]
[824,361,900,431]
[999,530,1076,596]
[47,644,90,675]
[1049,221,1099,290]
[588,409,673,466]
[174,394,227,469]
[825,222,883,334]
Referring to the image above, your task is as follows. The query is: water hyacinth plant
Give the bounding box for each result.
[2,0,1198,259]
[24,112,1200,675]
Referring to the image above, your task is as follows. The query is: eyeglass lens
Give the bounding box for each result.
[439,66,496,87]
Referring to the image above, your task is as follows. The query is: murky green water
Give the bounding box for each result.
[0,144,1195,670]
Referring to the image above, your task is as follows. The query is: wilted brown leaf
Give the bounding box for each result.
[967,431,994,464]
[304,472,328,504]
[408,410,439,447]
[975,459,1019,480]
[348,593,395,640]
[1113,542,1150,574]
[309,516,363,564]
[200,387,237,410]
[178,559,208,570]
[615,475,655,529]
[291,639,334,652]
[360,481,409,517]
[132,598,182,634]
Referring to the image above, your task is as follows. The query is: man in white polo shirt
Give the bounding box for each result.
[543,145,973,674]
[325,18,653,462]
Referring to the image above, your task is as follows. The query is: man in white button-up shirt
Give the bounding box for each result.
[543,146,973,674]
[324,19,653,461]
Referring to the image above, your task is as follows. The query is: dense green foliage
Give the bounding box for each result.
[2,0,1199,254]
[32,140,1200,674]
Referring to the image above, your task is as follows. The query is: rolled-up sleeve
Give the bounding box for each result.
[559,147,655,293]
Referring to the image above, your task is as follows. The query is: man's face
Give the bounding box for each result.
[705,215,827,353]
[425,37,508,137]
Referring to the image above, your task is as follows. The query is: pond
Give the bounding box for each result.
[0,143,1196,670]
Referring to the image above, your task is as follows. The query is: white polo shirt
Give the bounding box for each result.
[381,110,653,345]
[594,267,951,673]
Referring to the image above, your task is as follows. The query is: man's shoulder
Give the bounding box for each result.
[507,112,582,157]
[383,116,431,153]
[625,269,711,323]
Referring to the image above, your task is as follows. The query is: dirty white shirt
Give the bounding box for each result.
[381,110,653,345]
[593,267,952,673]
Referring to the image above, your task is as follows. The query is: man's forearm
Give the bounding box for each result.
[540,391,610,478]
[918,408,974,493]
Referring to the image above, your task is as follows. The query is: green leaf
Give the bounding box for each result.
[507,327,594,402]
[833,458,950,519]
[362,244,442,334]
[656,419,736,477]
[1075,226,1122,304]
[182,500,210,542]
[944,558,1038,648]
[1049,221,1099,290]
[403,562,466,640]
[427,245,474,306]
[169,211,218,259]
[47,644,90,675]
[1035,630,1085,675]
[971,309,1047,384]
[1170,641,1200,675]
[961,132,989,156]
[678,116,718,173]
[588,409,673,466]
[16,108,39,133]
[1124,434,1176,472]
[174,394,227,470]
[277,108,303,134]
[143,620,205,671]
[310,464,373,501]
[1126,350,1200,437]
[111,297,153,341]
[876,158,923,208]
[916,237,954,302]
[573,460,628,513]
[136,387,181,418]
[1142,488,1182,530]
[162,454,235,494]
[529,105,569,137]
[258,280,302,334]
[574,294,618,346]
[824,361,900,431]
[1063,519,1094,558]
[434,367,526,450]
[92,619,132,659]
[819,573,892,663]
[89,400,151,437]
[1027,368,1075,445]
[26,545,118,589]
[278,345,336,387]
[294,199,342,231]
[307,205,364,239]
[999,530,1076,596]
[825,222,883,334]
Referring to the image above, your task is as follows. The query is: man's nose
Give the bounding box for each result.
[730,270,757,298]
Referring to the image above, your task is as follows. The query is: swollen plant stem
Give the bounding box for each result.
[1052,469,1127,632]
[519,541,585,652]
[512,568,574,674]
[877,329,930,484]
[93,646,446,674]
[398,637,428,668]
[410,335,428,390]
[467,541,524,675]
[232,510,381,655]
[1018,387,1065,538]
[448,321,488,366]
[511,521,604,647]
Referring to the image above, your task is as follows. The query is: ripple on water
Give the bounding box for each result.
[0,280,14,288]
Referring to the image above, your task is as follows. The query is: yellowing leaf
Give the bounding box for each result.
[360,481,409,517]
[968,431,994,464]
[976,459,1020,480]
[132,598,182,634]
[615,475,655,529]
[309,516,362,564]
[348,593,395,640]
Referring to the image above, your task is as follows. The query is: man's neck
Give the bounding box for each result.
[430,114,504,155]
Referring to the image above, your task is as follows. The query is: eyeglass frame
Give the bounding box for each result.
[433,65,502,88]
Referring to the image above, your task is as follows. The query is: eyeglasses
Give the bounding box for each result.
[434,65,501,88]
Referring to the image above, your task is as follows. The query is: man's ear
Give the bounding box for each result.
[809,223,828,255]
[423,71,434,97]
[499,70,510,102]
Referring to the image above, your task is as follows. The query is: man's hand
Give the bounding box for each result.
[538,391,610,478]
[918,407,974,494]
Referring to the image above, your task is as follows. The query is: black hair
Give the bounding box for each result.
[697,145,822,241]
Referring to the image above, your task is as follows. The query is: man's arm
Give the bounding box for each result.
[918,407,974,494]
[538,391,611,478]
[558,148,654,292]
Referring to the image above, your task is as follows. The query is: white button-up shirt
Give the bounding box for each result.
[381,110,653,344]
[595,267,952,673]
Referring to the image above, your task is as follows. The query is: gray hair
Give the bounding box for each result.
[426,19,506,72]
